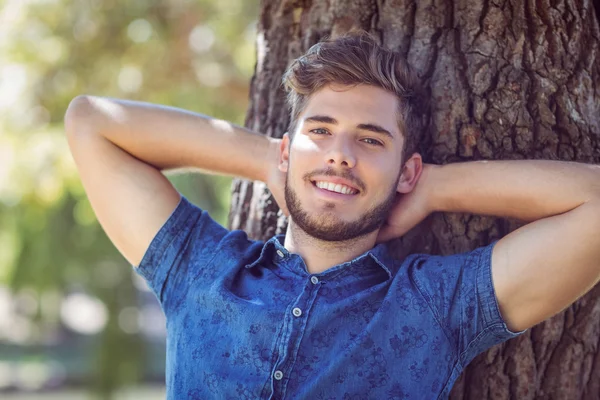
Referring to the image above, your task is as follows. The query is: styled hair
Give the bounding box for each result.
[281,30,430,164]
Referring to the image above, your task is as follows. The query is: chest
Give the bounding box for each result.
[165,268,458,399]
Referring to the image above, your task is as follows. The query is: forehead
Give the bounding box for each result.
[299,83,400,135]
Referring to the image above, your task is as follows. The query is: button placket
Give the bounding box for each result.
[270,258,321,397]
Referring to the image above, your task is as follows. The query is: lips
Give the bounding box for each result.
[313,180,359,195]
[310,180,359,199]
[309,177,361,193]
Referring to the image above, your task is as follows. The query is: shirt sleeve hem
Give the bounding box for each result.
[134,194,196,282]
[477,240,528,336]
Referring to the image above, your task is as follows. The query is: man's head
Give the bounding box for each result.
[277,31,430,242]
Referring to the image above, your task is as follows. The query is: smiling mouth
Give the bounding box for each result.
[310,180,360,196]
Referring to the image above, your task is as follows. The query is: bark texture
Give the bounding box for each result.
[228,0,600,398]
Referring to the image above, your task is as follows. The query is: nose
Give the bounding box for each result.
[325,137,356,168]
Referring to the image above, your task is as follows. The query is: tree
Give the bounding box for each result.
[228,0,600,398]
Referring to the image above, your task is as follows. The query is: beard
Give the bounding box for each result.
[284,172,401,242]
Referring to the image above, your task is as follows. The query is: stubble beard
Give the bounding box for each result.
[284,172,401,242]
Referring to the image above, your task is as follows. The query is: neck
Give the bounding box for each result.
[283,220,378,274]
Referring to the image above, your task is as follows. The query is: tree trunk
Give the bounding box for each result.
[228,0,600,398]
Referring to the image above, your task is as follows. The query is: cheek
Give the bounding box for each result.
[285,158,305,188]
[369,164,400,190]
[292,138,320,157]
[289,144,320,172]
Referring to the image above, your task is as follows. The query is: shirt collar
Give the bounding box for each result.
[245,234,395,280]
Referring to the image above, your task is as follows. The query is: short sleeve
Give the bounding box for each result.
[410,240,526,368]
[133,194,229,312]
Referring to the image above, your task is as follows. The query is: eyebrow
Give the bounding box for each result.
[303,115,395,140]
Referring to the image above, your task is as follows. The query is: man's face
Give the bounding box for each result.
[280,83,405,242]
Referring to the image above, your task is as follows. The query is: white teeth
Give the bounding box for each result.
[315,181,357,195]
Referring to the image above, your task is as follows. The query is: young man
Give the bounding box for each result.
[64,32,600,399]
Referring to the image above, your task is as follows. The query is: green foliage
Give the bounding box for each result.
[0,0,257,396]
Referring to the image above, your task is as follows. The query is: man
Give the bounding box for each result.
[64,32,600,399]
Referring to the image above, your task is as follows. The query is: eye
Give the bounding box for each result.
[362,138,384,146]
[308,128,383,147]
[309,128,329,135]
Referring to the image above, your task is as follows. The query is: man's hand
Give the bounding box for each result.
[376,163,436,243]
[266,138,289,216]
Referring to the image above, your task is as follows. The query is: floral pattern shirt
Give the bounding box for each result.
[134,195,525,399]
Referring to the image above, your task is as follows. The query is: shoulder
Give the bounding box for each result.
[400,241,496,277]
[391,242,498,310]
[136,195,264,281]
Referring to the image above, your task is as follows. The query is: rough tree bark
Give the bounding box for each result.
[228,0,600,398]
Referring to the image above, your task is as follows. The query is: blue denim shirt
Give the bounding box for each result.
[134,195,525,399]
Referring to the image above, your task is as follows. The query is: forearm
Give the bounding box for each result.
[64,95,273,182]
[428,160,600,221]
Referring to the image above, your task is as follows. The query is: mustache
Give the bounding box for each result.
[306,169,364,192]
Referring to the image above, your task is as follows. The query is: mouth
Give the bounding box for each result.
[310,180,360,200]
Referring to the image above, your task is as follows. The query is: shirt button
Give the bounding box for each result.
[292,307,302,317]
[276,250,285,258]
[274,370,283,380]
[310,276,319,284]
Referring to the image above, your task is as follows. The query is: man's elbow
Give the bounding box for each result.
[64,95,96,137]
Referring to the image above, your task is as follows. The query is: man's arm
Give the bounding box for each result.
[65,95,276,266]
[427,160,600,332]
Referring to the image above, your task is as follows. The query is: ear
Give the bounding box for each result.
[396,153,423,194]
[278,132,290,173]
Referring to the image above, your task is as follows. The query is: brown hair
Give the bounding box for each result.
[281,30,430,165]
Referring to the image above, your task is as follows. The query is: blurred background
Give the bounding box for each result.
[0,0,259,398]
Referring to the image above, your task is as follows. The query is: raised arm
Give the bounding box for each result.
[382,159,600,332]
[64,95,276,266]
[428,160,600,332]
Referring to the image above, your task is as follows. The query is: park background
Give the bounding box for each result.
[0,0,259,398]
